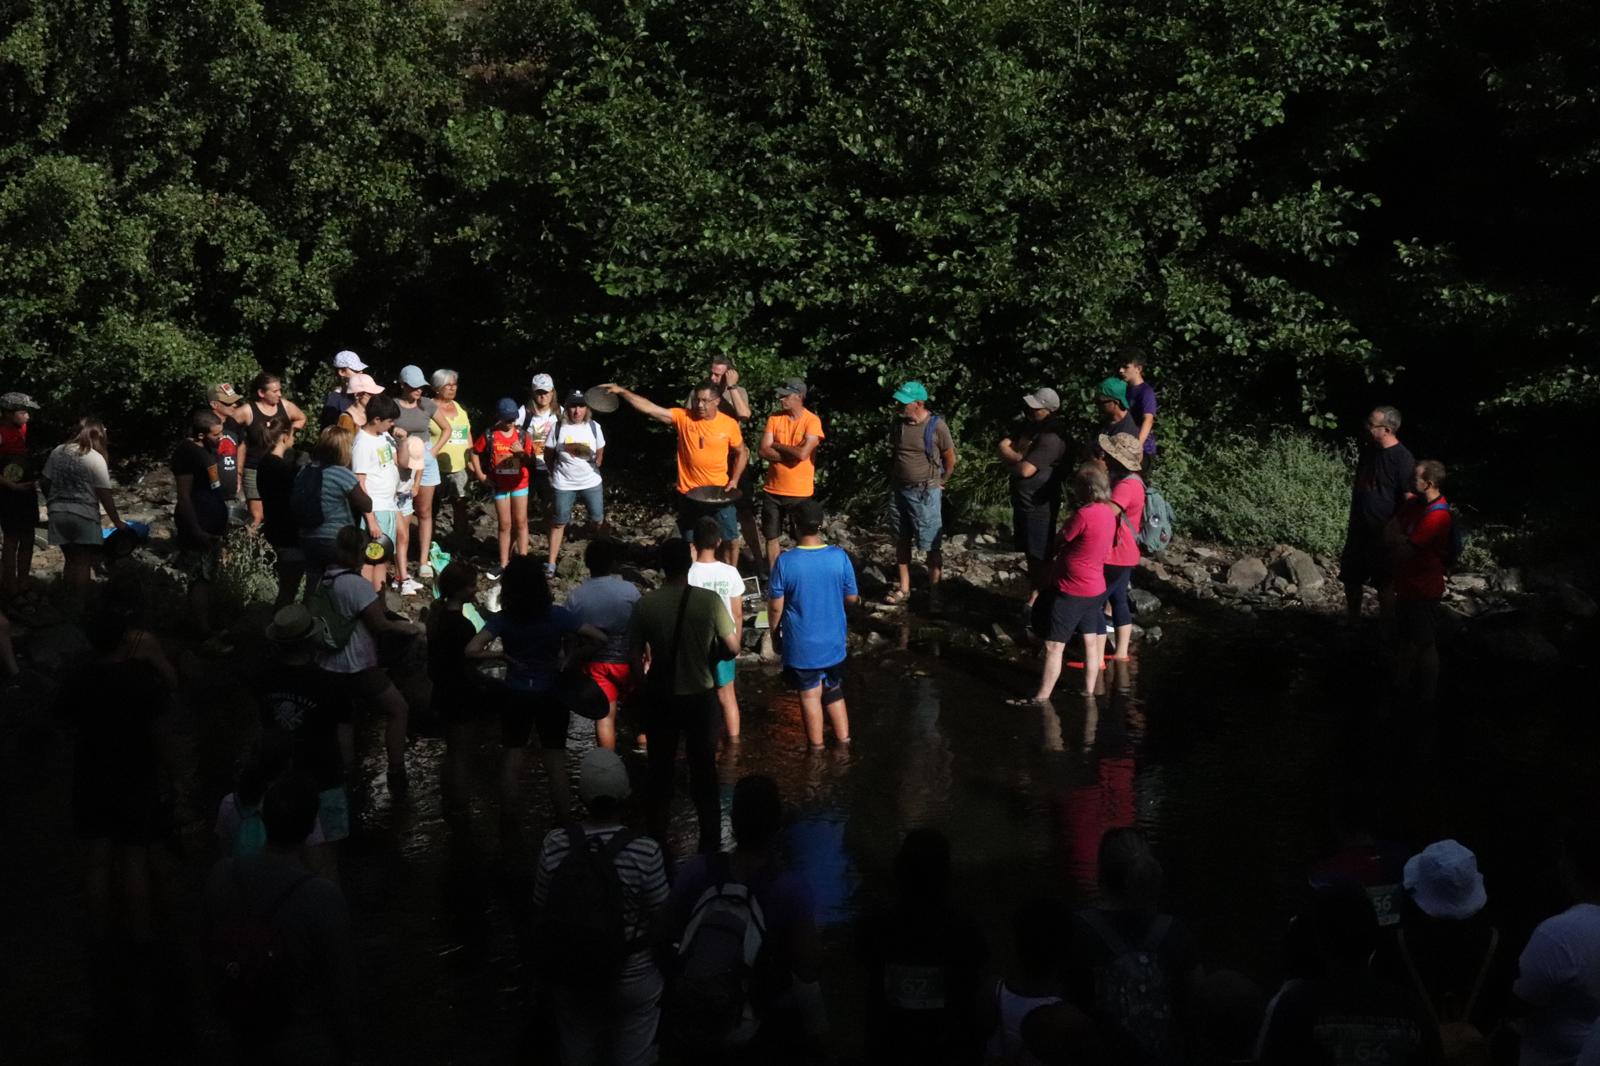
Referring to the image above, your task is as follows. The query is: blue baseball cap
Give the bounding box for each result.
[892,380,929,404]
[496,397,520,421]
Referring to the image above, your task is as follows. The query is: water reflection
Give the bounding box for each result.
[1059,692,1137,895]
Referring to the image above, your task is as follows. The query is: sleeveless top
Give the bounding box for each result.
[985,980,1063,1066]
[244,399,278,468]
[436,403,473,475]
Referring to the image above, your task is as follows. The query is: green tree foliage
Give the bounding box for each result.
[450,0,1398,495]
[0,0,459,438]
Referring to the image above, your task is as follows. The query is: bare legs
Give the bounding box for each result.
[895,543,943,599]
[799,686,850,747]
[547,522,567,570]
[716,680,741,740]
[414,484,436,573]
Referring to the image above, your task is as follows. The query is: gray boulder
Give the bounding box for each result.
[1130,588,1162,615]
[1226,557,1269,590]
[1273,549,1325,591]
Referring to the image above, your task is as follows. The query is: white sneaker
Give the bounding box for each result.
[418,564,435,580]
[400,578,425,596]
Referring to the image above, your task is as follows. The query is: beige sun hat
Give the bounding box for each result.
[1098,432,1144,472]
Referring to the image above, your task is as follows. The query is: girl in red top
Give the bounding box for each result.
[473,397,533,578]
[1099,432,1147,662]
[1016,464,1117,702]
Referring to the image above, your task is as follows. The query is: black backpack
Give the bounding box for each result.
[663,852,769,1053]
[1081,910,1177,1064]
[208,865,314,1033]
[291,463,327,529]
[529,825,640,992]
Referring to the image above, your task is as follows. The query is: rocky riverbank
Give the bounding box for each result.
[5,461,1595,683]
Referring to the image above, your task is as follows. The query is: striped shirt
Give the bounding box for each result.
[532,822,668,944]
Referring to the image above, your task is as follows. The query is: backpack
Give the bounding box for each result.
[923,414,948,477]
[305,570,359,654]
[664,853,769,1053]
[1080,910,1177,1064]
[529,825,641,992]
[208,865,314,1034]
[291,463,326,529]
[1398,926,1497,1066]
[1129,475,1175,555]
[1426,500,1467,570]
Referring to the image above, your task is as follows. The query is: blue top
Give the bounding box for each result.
[769,545,857,670]
[484,604,582,691]
[300,464,360,544]
[564,575,641,664]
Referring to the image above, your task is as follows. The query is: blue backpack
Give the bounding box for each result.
[1426,500,1466,569]
[1127,475,1175,555]
[923,414,948,476]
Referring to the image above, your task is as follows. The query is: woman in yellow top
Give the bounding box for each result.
[429,368,482,546]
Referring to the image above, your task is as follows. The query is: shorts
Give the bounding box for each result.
[174,542,223,583]
[1042,592,1106,643]
[1340,529,1392,590]
[783,660,845,704]
[892,484,944,552]
[1012,499,1058,562]
[397,490,414,518]
[714,658,736,688]
[1397,598,1441,647]
[0,488,38,536]
[372,510,398,543]
[552,486,604,526]
[316,787,351,843]
[494,486,529,501]
[420,450,442,489]
[243,467,262,501]
[761,492,809,542]
[324,666,397,703]
[436,469,468,502]
[677,495,739,543]
[500,687,571,749]
[585,661,634,705]
[47,510,104,547]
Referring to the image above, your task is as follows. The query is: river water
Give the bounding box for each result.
[2,588,1594,1063]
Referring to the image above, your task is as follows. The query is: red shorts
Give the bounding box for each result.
[584,661,634,705]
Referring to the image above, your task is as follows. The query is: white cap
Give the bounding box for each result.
[334,350,368,371]
[530,372,555,392]
[578,749,631,805]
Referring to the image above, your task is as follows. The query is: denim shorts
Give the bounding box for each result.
[677,496,739,542]
[783,660,845,703]
[552,485,604,526]
[892,484,943,551]
[420,450,442,488]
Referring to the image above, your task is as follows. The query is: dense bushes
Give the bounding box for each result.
[1162,432,1354,557]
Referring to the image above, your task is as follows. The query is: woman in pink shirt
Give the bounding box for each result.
[1016,464,1117,702]
[1099,432,1146,661]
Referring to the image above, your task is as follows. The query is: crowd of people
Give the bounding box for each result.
[0,343,1554,1066]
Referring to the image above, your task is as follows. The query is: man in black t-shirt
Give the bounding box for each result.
[998,387,1069,605]
[1340,405,1415,630]
[172,407,232,647]
[261,605,355,879]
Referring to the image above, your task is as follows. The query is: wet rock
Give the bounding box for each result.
[1269,575,1291,593]
[857,563,891,596]
[1226,557,1268,590]
[1554,584,1598,619]
[1490,568,1524,594]
[1284,583,1298,596]
[25,622,92,673]
[1273,548,1325,592]
[988,622,1015,646]
[974,532,998,547]
[1130,589,1161,615]
[1192,545,1222,561]
[1182,565,1210,586]
[1449,574,1490,593]
[1502,626,1560,664]
[942,533,969,553]
[1144,625,1163,644]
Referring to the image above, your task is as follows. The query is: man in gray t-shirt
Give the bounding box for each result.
[887,381,958,607]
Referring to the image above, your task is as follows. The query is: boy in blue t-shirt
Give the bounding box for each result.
[769,500,858,748]
[1118,348,1158,477]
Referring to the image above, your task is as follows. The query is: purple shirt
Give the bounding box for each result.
[1127,381,1158,454]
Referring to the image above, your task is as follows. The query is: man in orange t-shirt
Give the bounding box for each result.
[602,381,748,564]
[757,378,825,570]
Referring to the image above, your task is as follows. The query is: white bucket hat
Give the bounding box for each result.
[1403,839,1487,920]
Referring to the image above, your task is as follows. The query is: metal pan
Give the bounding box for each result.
[684,485,743,505]
[584,386,620,414]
